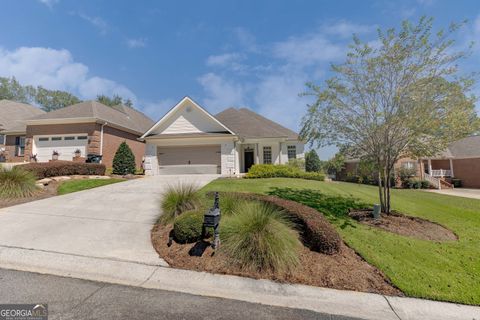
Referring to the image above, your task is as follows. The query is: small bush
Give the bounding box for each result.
[405,178,430,189]
[245,164,325,181]
[221,202,301,272]
[20,161,106,179]
[160,183,201,224]
[305,150,322,172]
[173,210,204,243]
[0,166,38,198]
[112,141,136,175]
[286,158,305,171]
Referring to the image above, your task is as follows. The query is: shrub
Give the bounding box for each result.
[173,210,204,243]
[245,164,325,181]
[0,166,38,198]
[112,141,136,175]
[160,183,201,224]
[305,150,322,172]
[287,158,305,171]
[405,178,431,189]
[217,192,246,216]
[221,202,301,272]
[20,161,106,179]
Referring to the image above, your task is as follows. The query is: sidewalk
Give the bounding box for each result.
[0,246,478,320]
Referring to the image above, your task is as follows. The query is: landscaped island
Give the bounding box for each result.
[152,178,480,306]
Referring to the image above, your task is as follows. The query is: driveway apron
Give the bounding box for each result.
[0,175,218,266]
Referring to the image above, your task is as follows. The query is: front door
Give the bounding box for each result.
[244,150,254,172]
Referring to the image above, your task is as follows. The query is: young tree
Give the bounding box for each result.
[0,77,35,103]
[112,141,136,175]
[305,150,322,172]
[300,17,479,213]
[97,94,133,107]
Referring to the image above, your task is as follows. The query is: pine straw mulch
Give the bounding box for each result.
[348,210,458,241]
[151,224,403,296]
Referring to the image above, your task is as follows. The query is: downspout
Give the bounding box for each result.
[99,122,108,163]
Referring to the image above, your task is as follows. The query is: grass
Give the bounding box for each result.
[57,178,125,195]
[220,201,301,272]
[0,166,38,198]
[202,178,480,305]
[160,183,201,224]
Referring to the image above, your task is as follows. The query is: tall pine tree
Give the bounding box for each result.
[112,141,136,175]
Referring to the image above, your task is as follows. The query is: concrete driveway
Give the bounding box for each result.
[0,174,218,266]
[424,188,480,200]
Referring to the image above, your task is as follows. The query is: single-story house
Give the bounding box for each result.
[141,97,304,175]
[24,101,154,168]
[0,100,46,163]
[340,135,480,188]
[1,100,154,168]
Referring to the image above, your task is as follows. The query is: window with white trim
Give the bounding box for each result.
[263,146,272,164]
[38,137,49,142]
[15,137,25,156]
[51,137,62,141]
[402,161,417,170]
[0,135,5,145]
[77,136,87,140]
[287,145,297,160]
[64,136,75,141]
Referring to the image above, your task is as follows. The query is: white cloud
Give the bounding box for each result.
[76,13,108,35]
[233,27,259,53]
[126,38,147,48]
[197,73,247,113]
[272,32,345,66]
[206,53,243,67]
[0,46,136,102]
[38,0,59,8]
[322,20,376,38]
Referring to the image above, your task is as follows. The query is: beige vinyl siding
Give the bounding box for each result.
[157,145,221,166]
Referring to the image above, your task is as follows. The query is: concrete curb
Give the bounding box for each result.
[0,246,478,320]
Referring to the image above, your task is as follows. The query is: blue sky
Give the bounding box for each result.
[1,0,479,158]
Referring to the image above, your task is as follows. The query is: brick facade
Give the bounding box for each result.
[25,122,145,169]
[1,135,25,162]
[451,158,480,188]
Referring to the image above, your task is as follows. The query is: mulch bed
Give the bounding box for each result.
[151,224,403,296]
[0,181,59,209]
[348,210,458,241]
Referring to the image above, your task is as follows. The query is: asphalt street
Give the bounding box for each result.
[0,268,361,320]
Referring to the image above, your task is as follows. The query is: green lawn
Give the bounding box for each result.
[202,178,480,305]
[57,178,125,195]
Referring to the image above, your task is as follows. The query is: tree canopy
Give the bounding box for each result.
[300,17,479,213]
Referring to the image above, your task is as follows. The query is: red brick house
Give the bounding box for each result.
[1,100,154,169]
[340,135,480,189]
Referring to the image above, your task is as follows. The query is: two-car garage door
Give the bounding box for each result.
[157,145,221,174]
[34,135,88,162]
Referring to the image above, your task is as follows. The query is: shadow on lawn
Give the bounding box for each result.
[268,187,367,229]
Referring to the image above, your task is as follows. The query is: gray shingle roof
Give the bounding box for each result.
[31,101,154,135]
[447,135,480,158]
[0,100,46,133]
[215,107,299,140]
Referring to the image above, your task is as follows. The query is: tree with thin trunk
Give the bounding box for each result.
[300,17,479,214]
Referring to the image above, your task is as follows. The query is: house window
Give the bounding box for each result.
[0,135,5,145]
[64,136,75,141]
[51,137,62,141]
[263,146,272,164]
[287,145,297,160]
[402,161,417,170]
[15,137,25,156]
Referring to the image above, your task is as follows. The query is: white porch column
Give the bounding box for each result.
[234,142,241,175]
[449,158,454,177]
[255,143,260,164]
[428,159,432,175]
[278,142,282,164]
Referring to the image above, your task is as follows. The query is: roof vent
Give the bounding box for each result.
[186,105,192,112]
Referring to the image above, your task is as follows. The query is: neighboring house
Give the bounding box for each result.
[23,101,154,168]
[340,135,480,188]
[141,97,304,175]
[0,100,46,163]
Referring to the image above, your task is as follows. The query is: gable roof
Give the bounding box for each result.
[141,96,234,139]
[215,107,299,140]
[28,101,154,135]
[447,135,480,158]
[0,100,46,134]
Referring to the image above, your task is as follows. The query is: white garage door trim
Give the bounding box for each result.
[34,134,88,162]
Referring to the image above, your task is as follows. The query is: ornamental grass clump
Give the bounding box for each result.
[0,166,38,198]
[220,202,301,272]
[160,183,201,224]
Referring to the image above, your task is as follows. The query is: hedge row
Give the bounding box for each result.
[20,161,106,179]
[209,191,341,254]
[245,164,325,181]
